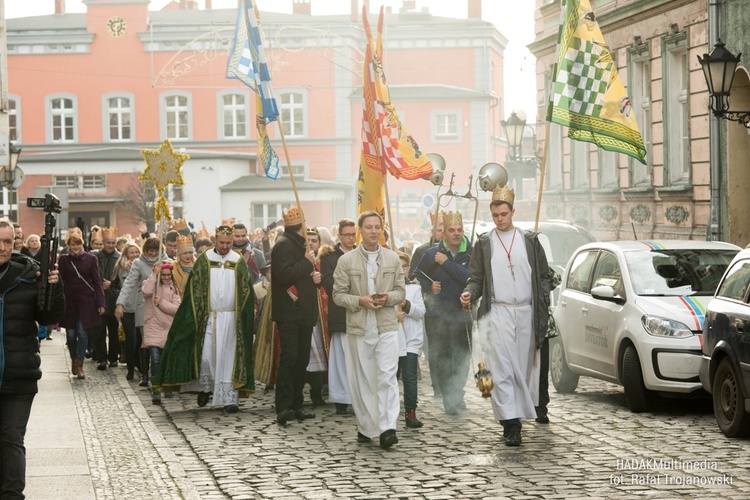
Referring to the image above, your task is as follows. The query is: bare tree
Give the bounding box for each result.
[115,175,156,233]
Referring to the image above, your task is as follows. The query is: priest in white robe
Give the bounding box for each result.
[461,186,552,447]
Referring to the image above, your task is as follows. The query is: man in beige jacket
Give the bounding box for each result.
[333,211,405,449]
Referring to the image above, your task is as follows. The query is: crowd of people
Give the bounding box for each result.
[1,184,556,497]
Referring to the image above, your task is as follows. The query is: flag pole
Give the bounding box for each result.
[382,171,395,249]
[534,120,552,232]
[274,113,312,253]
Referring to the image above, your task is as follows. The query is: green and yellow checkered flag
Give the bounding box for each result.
[546,0,647,164]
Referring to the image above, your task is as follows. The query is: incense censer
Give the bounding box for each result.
[475,362,494,398]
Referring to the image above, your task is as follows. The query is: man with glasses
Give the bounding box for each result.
[320,218,357,414]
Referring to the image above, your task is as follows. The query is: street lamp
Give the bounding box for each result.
[500,111,527,160]
[0,144,21,187]
[698,39,750,128]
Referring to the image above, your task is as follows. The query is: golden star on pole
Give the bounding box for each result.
[140,139,188,194]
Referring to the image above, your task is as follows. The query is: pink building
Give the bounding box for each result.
[7,0,506,239]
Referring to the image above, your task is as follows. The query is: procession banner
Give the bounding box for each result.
[227,0,280,179]
[546,0,647,164]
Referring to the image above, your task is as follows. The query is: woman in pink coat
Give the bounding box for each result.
[141,262,181,404]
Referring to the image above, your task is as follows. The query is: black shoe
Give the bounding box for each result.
[97,362,107,371]
[224,405,239,414]
[405,409,423,428]
[109,361,118,368]
[535,407,549,424]
[505,430,521,447]
[357,432,371,443]
[310,387,325,407]
[46,335,53,341]
[126,369,134,381]
[139,378,149,387]
[335,404,350,415]
[295,409,316,421]
[276,409,296,425]
[379,429,398,449]
[85,350,93,359]
[197,392,210,407]
[152,393,162,405]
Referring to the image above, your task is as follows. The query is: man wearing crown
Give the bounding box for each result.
[414,211,472,416]
[460,186,551,447]
[92,227,122,370]
[271,207,322,425]
[153,223,255,413]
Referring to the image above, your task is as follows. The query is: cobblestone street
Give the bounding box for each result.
[49,333,750,499]
[142,381,750,498]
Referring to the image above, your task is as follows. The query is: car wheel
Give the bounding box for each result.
[712,358,750,438]
[622,345,650,413]
[550,337,578,393]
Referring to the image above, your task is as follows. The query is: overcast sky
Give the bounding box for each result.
[4,0,537,121]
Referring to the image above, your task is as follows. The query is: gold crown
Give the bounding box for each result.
[172,219,188,231]
[215,225,234,236]
[429,210,445,225]
[90,226,102,240]
[196,221,211,240]
[306,226,319,235]
[283,207,304,226]
[443,211,463,228]
[491,185,515,207]
[177,234,194,254]
[101,226,117,238]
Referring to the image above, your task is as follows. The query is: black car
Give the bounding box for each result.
[700,247,750,437]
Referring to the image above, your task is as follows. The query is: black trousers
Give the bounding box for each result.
[431,317,471,411]
[93,314,120,364]
[536,337,550,412]
[275,322,313,413]
[121,313,142,372]
[0,393,34,499]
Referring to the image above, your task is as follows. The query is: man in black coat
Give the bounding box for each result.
[271,208,322,425]
[92,227,121,370]
[0,219,65,498]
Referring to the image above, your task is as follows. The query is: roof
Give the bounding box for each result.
[578,240,742,252]
[219,175,350,192]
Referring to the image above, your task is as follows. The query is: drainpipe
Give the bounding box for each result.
[707,0,720,241]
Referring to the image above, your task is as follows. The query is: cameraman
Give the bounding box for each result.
[0,218,64,498]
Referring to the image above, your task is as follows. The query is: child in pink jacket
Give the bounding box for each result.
[142,262,181,404]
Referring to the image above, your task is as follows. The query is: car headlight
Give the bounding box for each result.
[641,315,694,338]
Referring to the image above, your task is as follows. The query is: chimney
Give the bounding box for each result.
[402,0,416,10]
[55,0,65,14]
[293,0,311,15]
[206,0,212,9]
[468,0,481,19]
[179,0,199,9]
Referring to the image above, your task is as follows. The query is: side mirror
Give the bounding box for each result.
[591,285,616,300]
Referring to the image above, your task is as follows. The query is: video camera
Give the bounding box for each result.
[26,193,61,311]
[26,193,62,213]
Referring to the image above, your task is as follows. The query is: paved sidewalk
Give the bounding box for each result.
[24,334,223,500]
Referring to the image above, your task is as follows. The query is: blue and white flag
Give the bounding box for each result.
[227,0,280,179]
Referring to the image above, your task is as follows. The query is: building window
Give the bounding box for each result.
[279,92,305,137]
[431,110,462,143]
[220,92,248,139]
[161,92,192,141]
[598,149,617,188]
[105,94,134,142]
[663,30,689,185]
[279,164,305,179]
[8,96,20,143]
[546,123,563,189]
[252,202,292,230]
[629,57,651,186]
[0,188,18,221]
[570,139,589,188]
[54,175,106,191]
[47,94,77,143]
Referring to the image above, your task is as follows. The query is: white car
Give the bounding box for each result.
[552,240,740,412]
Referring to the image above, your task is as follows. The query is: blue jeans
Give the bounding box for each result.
[149,346,162,379]
[0,393,35,499]
[399,352,419,411]
[66,319,91,361]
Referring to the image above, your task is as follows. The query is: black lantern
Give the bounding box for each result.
[698,39,750,127]
[0,144,21,187]
[500,111,527,159]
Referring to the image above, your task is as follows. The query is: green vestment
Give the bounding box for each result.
[153,251,255,396]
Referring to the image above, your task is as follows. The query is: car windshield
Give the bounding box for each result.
[624,249,737,296]
[538,230,595,268]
